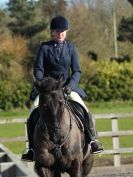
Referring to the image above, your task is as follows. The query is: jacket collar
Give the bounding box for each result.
[48,40,67,62]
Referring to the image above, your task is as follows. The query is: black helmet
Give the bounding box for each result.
[50,16,69,31]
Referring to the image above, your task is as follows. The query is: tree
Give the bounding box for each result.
[118,0,133,43]
[128,0,133,5]
[67,1,116,59]
[0,33,29,81]
[41,0,67,18]
[7,0,47,37]
[0,9,9,35]
[118,16,133,43]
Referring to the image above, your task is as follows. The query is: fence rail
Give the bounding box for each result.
[95,112,133,167]
[0,144,37,177]
[0,112,133,167]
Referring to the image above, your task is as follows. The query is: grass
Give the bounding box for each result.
[0,123,25,137]
[87,101,133,114]
[0,108,29,119]
[3,142,26,154]
[0,123,26,154]
[0,101,133,156]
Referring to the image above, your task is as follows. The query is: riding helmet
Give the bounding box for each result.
[50,16,69,30]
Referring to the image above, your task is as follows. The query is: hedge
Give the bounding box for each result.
[0,60,133,110]
[0,80,31,111]
[85,60,133,101]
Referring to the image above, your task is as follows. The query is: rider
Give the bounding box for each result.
[21,15,103,161]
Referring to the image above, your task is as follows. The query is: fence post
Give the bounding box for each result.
[111,116,120,167]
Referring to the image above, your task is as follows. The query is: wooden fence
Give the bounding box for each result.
[0,144,37,177]
[0,112,133,167]
[95,112,133,167]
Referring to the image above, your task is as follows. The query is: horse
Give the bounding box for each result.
[33,76,94,177]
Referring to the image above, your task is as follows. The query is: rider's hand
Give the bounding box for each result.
[64,86,72,95]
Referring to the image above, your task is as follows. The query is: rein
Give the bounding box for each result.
[42,105,72,149]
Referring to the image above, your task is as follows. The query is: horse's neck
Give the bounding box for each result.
[39,110,62,128]
[39,112,64,144]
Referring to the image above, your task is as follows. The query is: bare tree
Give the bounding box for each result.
[67,0,133,59]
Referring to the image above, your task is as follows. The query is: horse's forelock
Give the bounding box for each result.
[34,76,65,93]
[42,78,57,91]
[36,77,59,93]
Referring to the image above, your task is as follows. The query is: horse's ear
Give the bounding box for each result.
[58,75,65,88]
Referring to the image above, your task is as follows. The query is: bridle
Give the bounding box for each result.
[38,88,73,170]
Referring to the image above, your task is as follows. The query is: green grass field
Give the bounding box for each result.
[0,101,133,156]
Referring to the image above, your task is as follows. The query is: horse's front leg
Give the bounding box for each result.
[35,162,54,177]
[70,159,83,177]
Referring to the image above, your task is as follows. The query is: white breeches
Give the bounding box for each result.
[30,95,39,114]
[29,91,88,114]
[29,91,95,130]
[68,91,89,112]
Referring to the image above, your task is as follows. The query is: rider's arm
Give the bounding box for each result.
[33,44,44,81]
[67,44,81,90]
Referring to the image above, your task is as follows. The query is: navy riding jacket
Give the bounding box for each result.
[34,40,86,98]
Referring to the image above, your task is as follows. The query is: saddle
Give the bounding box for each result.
[67,100,87,132]
[68,100,90,157]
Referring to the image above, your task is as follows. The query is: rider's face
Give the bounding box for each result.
[51,30,67,42]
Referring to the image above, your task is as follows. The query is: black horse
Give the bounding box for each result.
[34,76,93,177]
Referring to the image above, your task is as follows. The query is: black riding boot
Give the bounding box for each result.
[21,108,39,161]
[85,112,104,154]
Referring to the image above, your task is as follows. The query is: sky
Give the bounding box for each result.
[0,0,9,8]
[0,0,39,8]
[0,0,8,3]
